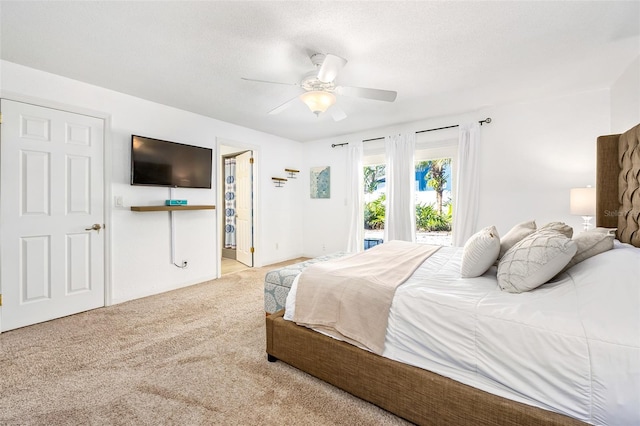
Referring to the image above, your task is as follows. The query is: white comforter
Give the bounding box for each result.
[285,241,640,425]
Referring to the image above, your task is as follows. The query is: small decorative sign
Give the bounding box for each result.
[310,166,330,199]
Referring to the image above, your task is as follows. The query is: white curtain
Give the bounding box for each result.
[384,133,416,242]
[452,122,481,246]
[346,140,364,253]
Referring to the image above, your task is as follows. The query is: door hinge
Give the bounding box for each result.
[0,294,3,306]
[0,112,3,124]
[249,157,254,164]
[250,247,255,253]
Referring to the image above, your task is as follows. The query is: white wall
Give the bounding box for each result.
[611,55,640,133]
[476,89,610,235]
[0,60,304,305]
[299,141,350,257]
[301,89,611,255]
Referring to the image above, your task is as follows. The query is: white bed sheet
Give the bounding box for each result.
[285,242,640,425]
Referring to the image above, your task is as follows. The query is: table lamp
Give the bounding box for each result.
[570,186,596,231]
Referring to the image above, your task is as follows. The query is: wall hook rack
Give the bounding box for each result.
[272,177,287,187]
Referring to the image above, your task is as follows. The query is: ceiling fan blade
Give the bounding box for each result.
[241,77,298,87]
[317,54,347,83]
[336,86,397,102]
[268,95,300,115]
[330,105,347,122]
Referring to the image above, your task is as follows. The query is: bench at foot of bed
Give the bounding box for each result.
[263,252,346,314]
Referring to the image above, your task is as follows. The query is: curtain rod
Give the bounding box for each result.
[330,117,492,148]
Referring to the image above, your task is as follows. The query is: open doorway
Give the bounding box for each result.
[219,143,255,276]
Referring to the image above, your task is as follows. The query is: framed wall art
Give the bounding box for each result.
[310,166,330,199]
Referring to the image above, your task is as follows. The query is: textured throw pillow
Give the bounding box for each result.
[560,230,615,273]
[538,221,573,239]
[461,225,500,278]
[497,230,577,293]
[498,220,537,259]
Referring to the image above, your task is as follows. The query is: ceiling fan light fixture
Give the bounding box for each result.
[300,91,336,116]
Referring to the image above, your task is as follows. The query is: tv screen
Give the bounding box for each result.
[131,135,212,189]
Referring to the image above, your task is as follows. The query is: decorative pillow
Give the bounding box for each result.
[461,226,500,278]
[560,230,615,273]
[538,221,573,239]
[498,220,537,259]
[497,230,577,293]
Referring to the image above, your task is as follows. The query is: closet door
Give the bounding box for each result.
[0,99,105,331]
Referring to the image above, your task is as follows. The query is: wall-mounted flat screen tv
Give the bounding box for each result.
[131,135,212,188]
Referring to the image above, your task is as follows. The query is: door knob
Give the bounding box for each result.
[85,223,102,233]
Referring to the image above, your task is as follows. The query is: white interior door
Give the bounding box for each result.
[235,151,253,267]
[0,99,105,331]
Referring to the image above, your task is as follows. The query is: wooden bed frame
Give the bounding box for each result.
[267,310,583,425]
[266,123,639,425]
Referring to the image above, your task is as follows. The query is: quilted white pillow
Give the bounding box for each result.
[538,221,573,239]
[498,220,537,259]
[461,225,500,278]
[497,230,577,293]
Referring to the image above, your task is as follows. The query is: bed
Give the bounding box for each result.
[266,123,640,425]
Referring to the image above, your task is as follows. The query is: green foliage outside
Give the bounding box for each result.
[416,159,452,214]
[415,202,452,232]
[364,194,452,232]
[364,194,386,229]
[363,165,385,194]
[363,159,452,232]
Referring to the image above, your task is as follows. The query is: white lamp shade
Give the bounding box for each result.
[300,91,336,115]
[570,187,596,216]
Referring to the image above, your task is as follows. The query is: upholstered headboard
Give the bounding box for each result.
[596,123,640,247]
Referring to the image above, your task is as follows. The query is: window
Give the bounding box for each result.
[363,163,385,246]
[414,139,457,246]
[414,158,453,246]
[362,137,457,247]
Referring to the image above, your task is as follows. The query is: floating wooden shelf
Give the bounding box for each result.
[285,168,300,178]
[130,205,216,212]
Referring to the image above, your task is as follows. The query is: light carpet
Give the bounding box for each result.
[0,259,410,425]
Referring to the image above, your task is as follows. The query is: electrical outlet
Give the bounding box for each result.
[114,195,124,207]
[322,243,326,251]
[275,242,279,250]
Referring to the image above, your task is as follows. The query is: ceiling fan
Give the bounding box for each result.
[242,53,397,121]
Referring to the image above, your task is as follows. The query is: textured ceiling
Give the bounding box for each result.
[1,1,639,142]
